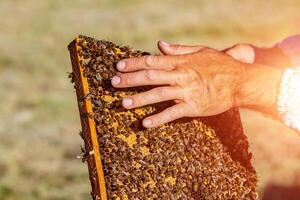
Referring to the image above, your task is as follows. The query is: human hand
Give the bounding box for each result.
[157,41,283,120]
[111,44,250,128]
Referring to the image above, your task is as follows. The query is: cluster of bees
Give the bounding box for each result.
[75,35,258,200]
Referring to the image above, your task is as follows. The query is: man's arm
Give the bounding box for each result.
[226,35,300,132]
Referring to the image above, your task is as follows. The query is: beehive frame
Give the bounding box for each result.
[68,35,257,200]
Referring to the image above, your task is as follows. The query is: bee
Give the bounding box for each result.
[80,112,93,119]
[78,130,84,139]
[67,72,74,83]
[76,146,89,163]
[192,181,199,192]
[81,92,93,101]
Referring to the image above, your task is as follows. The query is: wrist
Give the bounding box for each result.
[252,45,291,68]
[234,64,283,118]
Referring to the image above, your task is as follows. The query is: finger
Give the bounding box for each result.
[122,86,183,109]
[111,70,178,88]
[158,40,206,55]
[142,103,188,128]
[224,44,255,64]
[116,54,185,72]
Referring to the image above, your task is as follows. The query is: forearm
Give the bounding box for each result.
[225,37,300,132]
[235,63,283,118]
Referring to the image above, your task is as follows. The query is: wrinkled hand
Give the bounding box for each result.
[111,41,249,128]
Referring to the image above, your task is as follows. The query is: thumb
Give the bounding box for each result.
[225,44,255,64]
[158,40,206,55]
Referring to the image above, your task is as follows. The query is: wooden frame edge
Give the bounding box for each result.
[68,38,107,200]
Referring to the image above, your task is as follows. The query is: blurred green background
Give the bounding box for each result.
[0,0,300,199]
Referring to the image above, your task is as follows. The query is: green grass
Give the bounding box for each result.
[0,0,300,199]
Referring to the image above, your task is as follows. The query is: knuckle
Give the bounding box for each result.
[121,74,130,85]
[173,68,197,85]
[152,115,161,125]
[166,107,176,116]
[145,55,156,67]
[166,106,183,117]
[183,68,198,79]
[182,54,194,65]
[186,68,198,77]
[130,95,140,106]
[154,87,167,99]
[144,70,156,82]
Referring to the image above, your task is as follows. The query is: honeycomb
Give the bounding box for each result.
[68,35,258,200]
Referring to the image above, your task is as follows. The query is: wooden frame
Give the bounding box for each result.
[68,38,107,200]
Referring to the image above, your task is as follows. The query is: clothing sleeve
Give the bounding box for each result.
[276,34,300,66]
[278,67,300,133]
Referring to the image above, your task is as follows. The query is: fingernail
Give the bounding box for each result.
[143,119,152,127]
[122,98,133,108]
[160,40,169,46]
[111,76,121,85]
[117,61,126,70]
